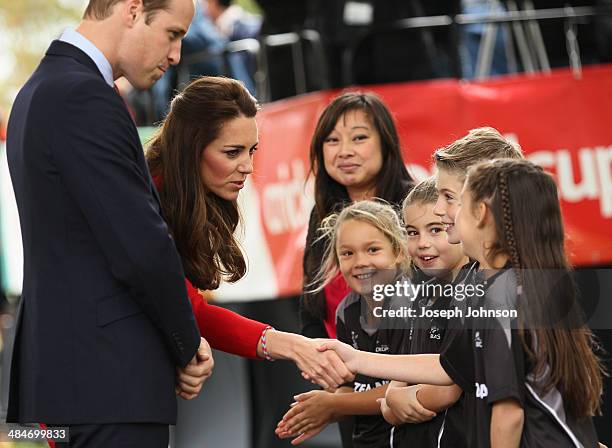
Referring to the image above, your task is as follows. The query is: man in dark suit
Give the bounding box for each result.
[5,0,213,446]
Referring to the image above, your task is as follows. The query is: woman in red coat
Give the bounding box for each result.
[145,76,352,395]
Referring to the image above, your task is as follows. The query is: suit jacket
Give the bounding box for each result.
[5,40,201,424]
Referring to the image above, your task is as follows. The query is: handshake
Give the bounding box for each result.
[175,335,356,400]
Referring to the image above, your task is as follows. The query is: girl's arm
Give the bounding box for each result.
[490,399,524,448]
[331,384,389,415]
[320,339,453,385]
[276,385,389,444]
[384,382,460,424]
[414,384,462,412]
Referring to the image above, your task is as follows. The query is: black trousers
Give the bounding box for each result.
[53,423,169,448]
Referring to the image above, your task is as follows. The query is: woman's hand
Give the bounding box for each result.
[385,383,436,424]
[275,390,337,444]
[264,331,354,389]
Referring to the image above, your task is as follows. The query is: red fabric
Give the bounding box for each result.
[185,279,267,359]
[151,176,268,358]
[323,272,351,339]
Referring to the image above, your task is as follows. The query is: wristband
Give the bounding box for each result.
[260,326,275,361]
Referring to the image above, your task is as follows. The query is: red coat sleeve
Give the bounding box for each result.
[185,279,268,359]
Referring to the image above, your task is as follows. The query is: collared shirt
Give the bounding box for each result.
[59,28,114,87]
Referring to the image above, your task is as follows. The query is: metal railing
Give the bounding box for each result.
[154,4,612,111]
[256,29,330,103]
[341,4,612,84]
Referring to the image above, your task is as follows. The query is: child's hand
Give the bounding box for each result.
[316,339,360,373]
[276,421,326,446]
[275,390,337,444]
[378,397,403,426]
[385,384,436,424]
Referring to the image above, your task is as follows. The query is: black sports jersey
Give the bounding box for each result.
[440,266,599,448]
[437,261,481,448]
[391,276,448,448]
[393,262,479,448]
[336,281,411,448]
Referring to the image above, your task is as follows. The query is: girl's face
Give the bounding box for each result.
[336,219,400,296]
[200,115,258,201]
[404,202,466,278]
[322,110,383,201]
[455,187,485,263]
[433,168,465,244]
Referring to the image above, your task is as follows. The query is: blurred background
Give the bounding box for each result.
[1,0,612,447]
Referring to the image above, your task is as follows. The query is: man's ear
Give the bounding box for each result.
[123,0,144,26]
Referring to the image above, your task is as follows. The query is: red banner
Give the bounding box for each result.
[251,65,612,298]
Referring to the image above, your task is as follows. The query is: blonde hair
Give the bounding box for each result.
[433,127,524,181]
[401,177,438,216]
[308,200,409,293]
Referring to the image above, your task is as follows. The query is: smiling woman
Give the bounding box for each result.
[300,92,415,341]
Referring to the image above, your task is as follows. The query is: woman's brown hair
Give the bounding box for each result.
[146,76,259,290]
[308,91,415,220]
[466,158,606,418]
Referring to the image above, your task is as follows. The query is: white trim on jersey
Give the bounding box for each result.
[525,382,583,448]
[436,409,447,448]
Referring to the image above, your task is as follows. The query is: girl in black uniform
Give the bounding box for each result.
[277,200,413,447]
[381,177,467,448]
[390,126,524,448]
[320,159,606,448]
[431,126,525,448]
